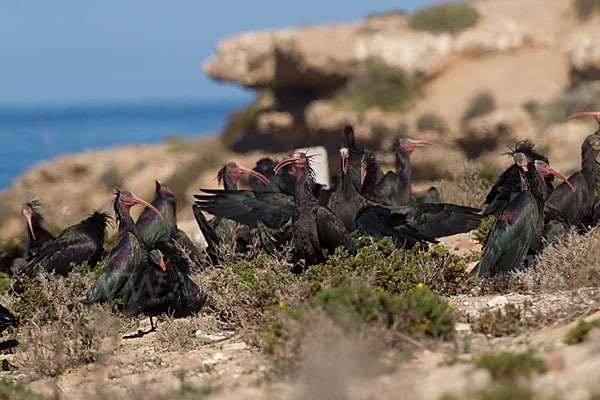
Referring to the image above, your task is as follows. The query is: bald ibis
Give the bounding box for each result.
[84,190,163,303]
[123,243,206,334]
[274,152,355,266]
[15,211,109,290]
[249,157,296,195]
[137,181,204,267]
[332,146,483,240]
[193,162,269,261]
[377,138,438,206]
[484,140,554,216]
[546,113,600,226]
[136,181,178,247]
[0,201,56,274]
[470,153,574,278]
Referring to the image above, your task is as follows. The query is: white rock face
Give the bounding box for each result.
[204,14,532,89]
[295,146,330,189]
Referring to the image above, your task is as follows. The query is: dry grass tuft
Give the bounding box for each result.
[192,240,301,345]
[433,168,494,208]
[19,303,119,380]
[510,228,600,292]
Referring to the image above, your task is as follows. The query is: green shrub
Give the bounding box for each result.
[0,377,37,400]
[473,303,521,336]
[334,59,425,113]
[573,0,600,20]
[474,351,546,383]
[473,215,496,246]
[310,284,455,339]
[310,284,379,326]
[409,3,479,34]
[417,112,447,134]
[306,238,473,296]
[564,318,600,344]
[462,91,496,125]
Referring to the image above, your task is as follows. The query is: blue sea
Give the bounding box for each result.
[0,100,246,190]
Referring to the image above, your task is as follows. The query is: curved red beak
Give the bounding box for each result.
[361,166,366,186]
[133,195,164,220]
[568,111,600,126]
[514,152,529,172]
[410,139,439,148]
[238,165,270,186]
[546,167,575,192]
[274,156,297,175]
[23,211,36,241]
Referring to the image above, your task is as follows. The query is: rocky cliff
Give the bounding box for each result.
[205,0,600,178]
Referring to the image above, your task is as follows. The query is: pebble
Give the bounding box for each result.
[195,330,234,343]
[487,295,508,307]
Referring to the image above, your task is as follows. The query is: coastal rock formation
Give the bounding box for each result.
[205,0,594,181]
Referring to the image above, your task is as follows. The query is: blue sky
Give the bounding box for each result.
[1,0,445,106]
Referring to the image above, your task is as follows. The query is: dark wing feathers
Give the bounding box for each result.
[316,206,354,252]
[194,190,293,229]
[388,203,483,238]
[470,191,538,278]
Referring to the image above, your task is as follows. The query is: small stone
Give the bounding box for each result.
[455,323,472,333]
[487,295,508,307]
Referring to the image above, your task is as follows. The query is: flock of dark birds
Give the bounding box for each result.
[0,111,599,340]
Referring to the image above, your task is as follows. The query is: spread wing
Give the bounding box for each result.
[388,203,483,239]
[194,189,293,228]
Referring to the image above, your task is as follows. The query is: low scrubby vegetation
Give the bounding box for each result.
[462,91,497,126]
[417,112,447,134]
[409,3,479,34]
[564,318,600,344]
[334,59,425,113]
[573,0,600,20]
[473,303,521,337]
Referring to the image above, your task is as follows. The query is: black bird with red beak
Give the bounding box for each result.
[124,243,207,336]
[217,162,270,191]
[137,181,180,247]
[0,201,56,274]
[85,189,163,303]
[275,152,355,266]
[193,162,270,261]
[14,211,109,291]
[547,112,600,226]
[20,202,55,257]
[484,140,555,216]
[328,146,369,232]
[331,145,483,240]
[377,138,439,206]
[470,153,574,278]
